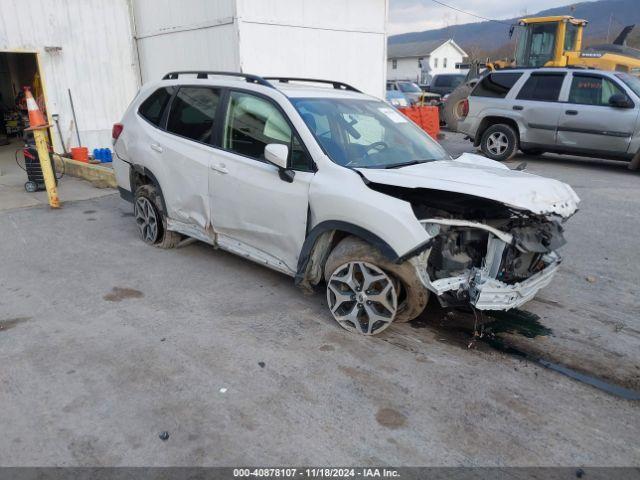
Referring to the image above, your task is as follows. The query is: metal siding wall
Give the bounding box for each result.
[237,0,386,32]
[132,0,240,83]
[135,24,240,83]
[0,0,140,151]
[133,0,236,33]
[237,0,387,97]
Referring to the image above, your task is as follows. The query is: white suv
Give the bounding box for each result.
[113,71,580,336]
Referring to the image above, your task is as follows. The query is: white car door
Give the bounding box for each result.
[152,86,222,233]
[209,90,314,275]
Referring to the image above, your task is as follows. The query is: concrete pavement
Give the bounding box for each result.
[0,137,639,465]
[0,141,114,211]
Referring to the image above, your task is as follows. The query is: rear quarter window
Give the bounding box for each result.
[138,87,173,126]
[472,73,523,98]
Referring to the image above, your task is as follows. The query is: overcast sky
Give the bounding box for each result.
[388,0,593,35]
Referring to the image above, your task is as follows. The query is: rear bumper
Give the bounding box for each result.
[456,117,478,139]
[469,260,560,311]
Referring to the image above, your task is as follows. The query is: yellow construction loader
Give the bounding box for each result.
[443,15,640,130]
[508,15,640,72]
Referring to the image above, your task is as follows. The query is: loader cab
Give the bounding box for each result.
[515,16,587,68]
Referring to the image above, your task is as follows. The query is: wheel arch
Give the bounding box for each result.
[129,164,167,213]
[475,116,521,147]
[294,221,400,289]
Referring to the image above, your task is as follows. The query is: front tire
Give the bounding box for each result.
[480,124,518,161]
[134,184,181,248]
[324,237,430,335]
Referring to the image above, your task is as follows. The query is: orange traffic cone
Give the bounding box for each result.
[24,87,48,129]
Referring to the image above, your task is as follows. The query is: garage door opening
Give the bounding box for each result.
[0,51,49,146]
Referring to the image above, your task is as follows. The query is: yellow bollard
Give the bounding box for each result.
[24,87,60,208]
[32,128,60,208]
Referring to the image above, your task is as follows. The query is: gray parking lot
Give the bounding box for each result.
[1,135,639,466]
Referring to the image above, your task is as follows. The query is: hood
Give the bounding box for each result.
[356,153,580,218]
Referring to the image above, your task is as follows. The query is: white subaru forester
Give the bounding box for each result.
[113,72,580,336]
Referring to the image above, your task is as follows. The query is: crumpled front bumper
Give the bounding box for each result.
[412,232,563,311]
[469,259,560,310]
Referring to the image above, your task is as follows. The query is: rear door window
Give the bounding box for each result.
[472,73,523,98]
[516,74,566,102]
[138,87,173,126]
[166,87,220,144]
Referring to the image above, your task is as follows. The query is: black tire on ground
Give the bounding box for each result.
[521,148,545,156]
[442,83,473,131]
[480,124,519,162]
[324,236,430,323]
[134,184,181,249]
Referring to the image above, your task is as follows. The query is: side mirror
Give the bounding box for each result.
[264,143,294,183]
[609,93,633,108]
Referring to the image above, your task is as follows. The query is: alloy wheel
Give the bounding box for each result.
[326,261,398,335]
[486,132,509,156]
[134,196,159,244]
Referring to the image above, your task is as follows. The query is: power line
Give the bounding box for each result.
[429,0,514,26]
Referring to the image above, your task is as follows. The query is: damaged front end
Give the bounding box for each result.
[413,217,565,310]
[370,183,576,311]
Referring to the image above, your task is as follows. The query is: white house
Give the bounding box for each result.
[387,39,467,84]
[1,0,388,152]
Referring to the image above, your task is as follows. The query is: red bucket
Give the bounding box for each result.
[71,147,89,163]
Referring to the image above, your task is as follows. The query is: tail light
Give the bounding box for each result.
[459,99,469,118]
[112,123,124,141]
[23,149,36,160]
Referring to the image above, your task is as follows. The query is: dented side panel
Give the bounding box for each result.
[155,130,213,230]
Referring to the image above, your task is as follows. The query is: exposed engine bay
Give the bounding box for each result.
[368,183,572,310]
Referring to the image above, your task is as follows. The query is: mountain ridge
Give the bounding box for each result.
[388,0,640,55]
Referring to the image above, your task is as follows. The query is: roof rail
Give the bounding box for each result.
[162,71,274,88]
[489,65,595,72]
[264,77,362,93]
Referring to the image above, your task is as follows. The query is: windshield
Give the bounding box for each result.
[564,23,579,51]
[616,73,640,98]
[398,82,421,93]
[516,23,557,67]
[292,98,448,169]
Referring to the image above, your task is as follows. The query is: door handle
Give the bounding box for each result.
[565,110,579,116]
[210,163,228,174]
[513,105,524,111]
[150,143,163,153]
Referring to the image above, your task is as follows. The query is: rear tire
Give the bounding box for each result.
[442,84,473,131]
[134,184,181,249]
[480,124,518,162]
[324,237,429,327]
